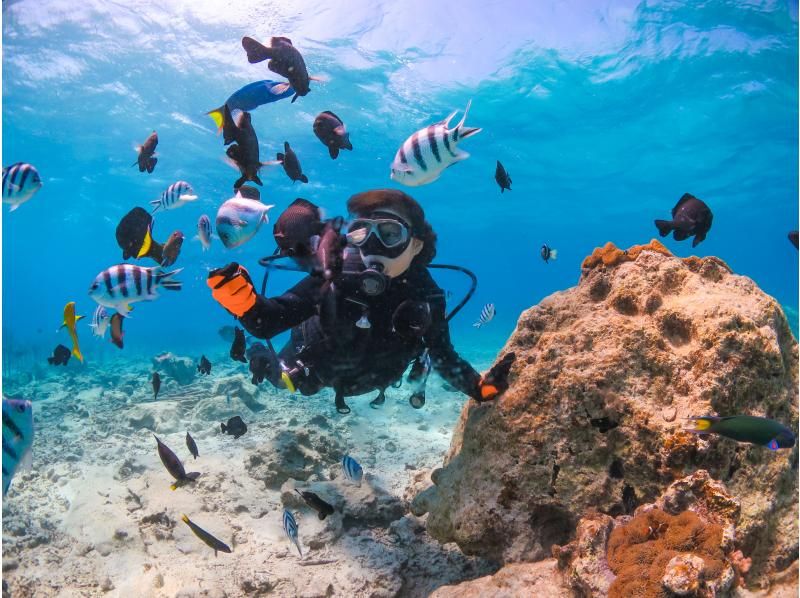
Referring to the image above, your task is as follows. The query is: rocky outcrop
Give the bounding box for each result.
[412,241,798,590]
[151,352,195,385]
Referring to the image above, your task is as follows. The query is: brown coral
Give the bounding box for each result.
[607,509,726,597]
[581,239,673,271]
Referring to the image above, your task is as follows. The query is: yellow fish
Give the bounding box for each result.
[60,302,85,363]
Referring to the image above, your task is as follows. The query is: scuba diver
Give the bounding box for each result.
[206,188,515,414]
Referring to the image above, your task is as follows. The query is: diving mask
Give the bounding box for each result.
[346,218,410,250]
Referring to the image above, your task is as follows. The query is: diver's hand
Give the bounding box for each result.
[207,263,257,317]
[476,352,516,402]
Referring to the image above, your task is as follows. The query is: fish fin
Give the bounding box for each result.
[438,110,459,128]
[300,174,308,183]
[72,345,84,363]
[242,36,272,63]
[654,220,673,237]
[309,75,327,82]
[549,249,558,260]
[766,438,780,450]
[318,512,326,520]
[454,99,473,131]
[252,174,263,186]
[170,483,178,491]
[261,160,282,166]
[271,82,291,95]
[673,229,690,241]
[692,233,706,247]
[75,315,85,322]
[221,423,227,433]
[9,203,20,212]
[276,153,285,162]
[472,322,482,328]
[185,472,201,481]
[329,146,339,159]
[458,126,482,139]
[207,106,225,132]
[291,93,298,103]
[181,194,198,201]
[233,176,247,189]
[146,158,157,173]
[454,151,471,162]
[157,268,183,291]
[271,36,293,46]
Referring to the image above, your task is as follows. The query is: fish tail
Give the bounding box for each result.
[207,106,225,132]
[686,416,718,433]
[146,157,157,173]
[242,36,272,63]
[156,268,183,291]
[455,99,482,139]
[654,219,673,237]
[549,249,558,260]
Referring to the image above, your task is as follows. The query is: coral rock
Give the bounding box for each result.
[413,241,798,588]
[428,560,570,598]
[151,352,195,385]
[662,553,705,595]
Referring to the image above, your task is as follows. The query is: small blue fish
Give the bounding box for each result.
[2,397,34,496]
[207,80,294,133]
[341,454,363,486]
[282,508,302,556]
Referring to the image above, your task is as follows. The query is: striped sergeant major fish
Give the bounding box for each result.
[2,162,42,212]
[2,397,34,496]
[181,514,232,556]
[90,305,111,338]
[197,215,213,250]
[282,508,302,556]
[473,303,496,329]
[341,454,363,486]
[390,100,481,187]
[150,181,198,214]
[88,264,182,314]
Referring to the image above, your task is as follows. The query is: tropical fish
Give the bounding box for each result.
[295,489,335,520]
[153,435,200,490]
[186,432,199,460]
[242,37,314,103]
[277,141,308,184]
[150,181,197,214]
[197,215,213,251]
[88,264,183,313]
[789,231,798,249]
[390,100,482,187]
[223,107,280,188]
[215,191,274,249]
[181,514,232,556]
[133,131,158,173]
[341,454,363,486]
[2,162,42,211]
[282,508,302,556]
[230,327,247,363]
[47,344,71,366]
[221,416,247,439]
[60,302,85,363]
[313,111,352,159]
[109,313,124,349]
[272,198,324,269]
[160,231,184,268]
[198,355,212,375]
[541,244,557,263]
[237,185,261,201]
[90,305,111,338]
[207,80,294,132]
[152,372,161,400]
[247,342,275,386]
[473,303,496,329]
[654,193,714,247]
[687,415,796,450]
[407,349,432,409]
[115,207,163,262]
[495,160,511,193]
[2,397,34,496]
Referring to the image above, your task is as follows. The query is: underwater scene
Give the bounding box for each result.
[2,0,799,596]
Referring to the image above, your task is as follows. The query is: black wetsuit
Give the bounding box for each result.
[239,263,481,400]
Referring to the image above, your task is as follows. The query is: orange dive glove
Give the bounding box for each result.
[475,352,516,402]
[207,263,257,317]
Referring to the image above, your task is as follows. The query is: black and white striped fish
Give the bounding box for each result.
[88,264,183,313]
[341,454,363,486]
[150,181,197,213]
[89,305,111,338]
[3,397,33,496]
[473,303,496,329]
[282,508,302,557]
[390,100,482,187]
[197,215,213,250]
[2,162,42,211]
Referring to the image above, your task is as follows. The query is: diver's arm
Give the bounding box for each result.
[426,298,483,399]
[238,276,323,339]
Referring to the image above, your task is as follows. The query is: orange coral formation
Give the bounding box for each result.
[607,509,727,598]
[581,239,672,270]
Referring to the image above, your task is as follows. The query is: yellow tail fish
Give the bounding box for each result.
[61,302,85,363]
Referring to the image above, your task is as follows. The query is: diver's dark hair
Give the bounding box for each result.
[346,189,437,265]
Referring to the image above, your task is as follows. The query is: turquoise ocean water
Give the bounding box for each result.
[2,0,798,369]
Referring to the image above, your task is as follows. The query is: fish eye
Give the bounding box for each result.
[15,403,27,413]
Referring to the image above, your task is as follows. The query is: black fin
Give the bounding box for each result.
[222,105,238,145]
[242,36,272,63]
[654,220,673,237]
[276,153,285,162]
[328,146,339,159]
[146,157,157,173]
[300,174,308,184]
[252,174,263,186]
[233,176,246,189]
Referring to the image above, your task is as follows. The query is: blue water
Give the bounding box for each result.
[2,0,798,368]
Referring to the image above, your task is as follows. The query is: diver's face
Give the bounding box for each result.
[355,208,423,278]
